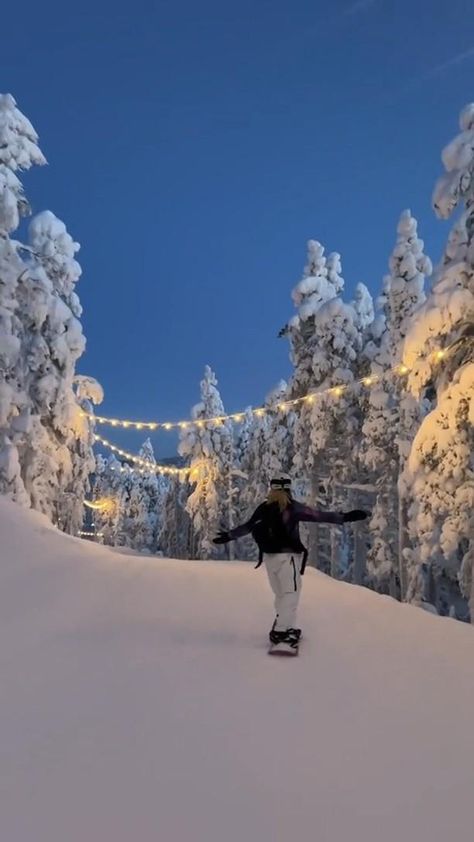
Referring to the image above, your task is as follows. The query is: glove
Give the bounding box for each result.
[213,530,231,545]
[343,509,369,523]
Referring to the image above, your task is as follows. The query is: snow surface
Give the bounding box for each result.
[0,497,473,842]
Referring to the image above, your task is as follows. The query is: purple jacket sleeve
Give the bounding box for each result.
[227,504,265,540]
[292,501,345,525]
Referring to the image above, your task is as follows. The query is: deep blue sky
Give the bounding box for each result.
[3,0,474,455]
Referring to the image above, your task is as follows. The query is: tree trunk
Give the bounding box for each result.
[353,524,365,585]
[389,569,398,600]
[398,493,408,601]
[308,469,320,569]
[330,528,339,580]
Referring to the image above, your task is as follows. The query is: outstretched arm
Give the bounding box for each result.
[292,502,368,526]
[213,504,266,544]
[293,501,345,525]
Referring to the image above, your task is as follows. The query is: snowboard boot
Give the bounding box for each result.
[269,627,302,651]
[269,617,279,644]
[285,628,301,648]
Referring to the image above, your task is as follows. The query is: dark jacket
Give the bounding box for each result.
[228,500,344,572]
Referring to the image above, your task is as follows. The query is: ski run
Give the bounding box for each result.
[1,496,473,842]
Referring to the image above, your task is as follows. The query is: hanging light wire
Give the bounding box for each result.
[82,358,430,432]
[93,433,190,478]
[86,345,452,474]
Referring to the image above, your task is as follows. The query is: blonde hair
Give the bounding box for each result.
[267,488,291,512]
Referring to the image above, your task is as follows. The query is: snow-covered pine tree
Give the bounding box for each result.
[179,366,236,559]
[285,244,365,577]
[125,473,153,551]
[92,453,125,545]
[261,379,295,482]
[361,210,431,597]
[285,243,341,567]
[110,464,137,549]
[348,282,377,584]
[0,94,45,504]
[402,105,474,617]
[239,382,294,498]
[19,213,99,532]
[237,407,268,500]
[158,475,192,559]
[234,406,262,560]
[285,241,342,397]
[59,375,103,535]
[93,449,162,554]
[129,439,162,552]
[233,383,296,560]
[306,292,365,578]
[0,96,99,532]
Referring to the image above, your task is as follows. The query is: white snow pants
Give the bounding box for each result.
[264,553,302,631]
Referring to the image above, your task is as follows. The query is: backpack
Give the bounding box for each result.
[251,502,309,574]
[252,503,293,556]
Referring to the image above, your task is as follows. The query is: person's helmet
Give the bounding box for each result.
[270,474,292,491]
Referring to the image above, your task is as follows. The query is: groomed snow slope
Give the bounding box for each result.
[1,497,473,842]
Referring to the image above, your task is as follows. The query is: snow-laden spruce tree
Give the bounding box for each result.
[179,366,236,559]
[261,379,296,482]
[234,383,296,560]
[19,213,99,531]
[285,244,343,519]
[107,464,138,549]
[130,439,163,552]
[57,375,103,535]
[285,241,343,396]
[93,454,125,545]
[93,449,162,554]
[361,210,431,597]
[306,289,366,577]
[125,474,154,552]
[237,407,268,501]
[234,407,263,560]
[158,475,192,559]
[239,381,294,497]
[285,243,369,576]
[0,94,45,503]
[402,104,474,616]
[0,96,99,532]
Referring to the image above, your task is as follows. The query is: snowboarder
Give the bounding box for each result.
[214,475,368,654]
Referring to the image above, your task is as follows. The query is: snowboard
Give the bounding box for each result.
[268,641,299,656]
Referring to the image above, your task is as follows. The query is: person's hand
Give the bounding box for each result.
[343,509,369,523]
[213,530,231,544]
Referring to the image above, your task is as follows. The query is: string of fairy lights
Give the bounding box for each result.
[85,361,422,432]
[93,434,190,478]
[85,348,447,480]
[78,529,104,538]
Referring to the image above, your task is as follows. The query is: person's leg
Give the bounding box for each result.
[264,553,283,624]
[265,553,302,631]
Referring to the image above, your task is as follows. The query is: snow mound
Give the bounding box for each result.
[0,496,473,842]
